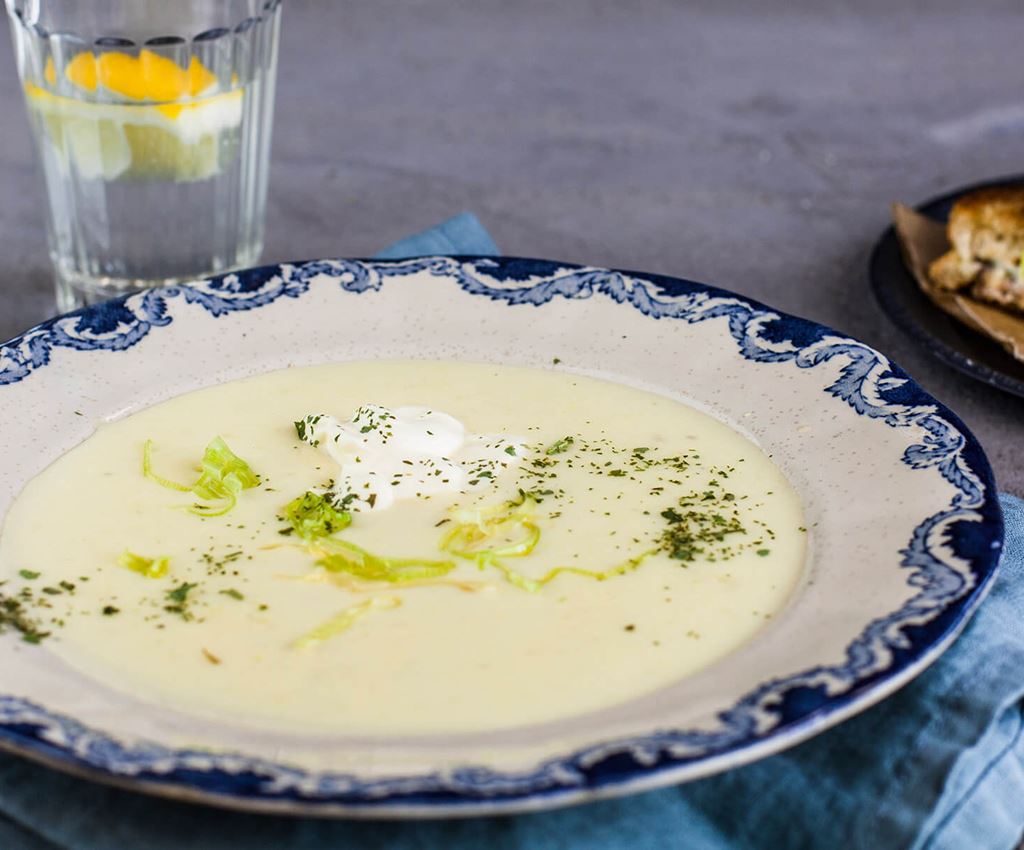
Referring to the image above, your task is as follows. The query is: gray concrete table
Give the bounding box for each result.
[2,0,1021,493]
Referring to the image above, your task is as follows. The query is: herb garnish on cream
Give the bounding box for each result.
[294,405,523,512]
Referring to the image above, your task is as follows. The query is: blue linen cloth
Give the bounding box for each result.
[371,211,498,260]
[0,215,1022,850]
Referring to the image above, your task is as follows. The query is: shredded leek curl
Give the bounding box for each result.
[118,550,170,579]
[143,436,260,517]
[282,491,456,584]
[441,492,655,592]
[314,538,456,583]
[292,596,401,649]
[282,491,352,538]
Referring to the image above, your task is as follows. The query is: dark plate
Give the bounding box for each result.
[869,174,1024,399]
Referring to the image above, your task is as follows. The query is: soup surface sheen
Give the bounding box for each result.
[0,361,806,734]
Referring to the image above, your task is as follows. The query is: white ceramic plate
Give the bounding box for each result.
[0,256,1003,816]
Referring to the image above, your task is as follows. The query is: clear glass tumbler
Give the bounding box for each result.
[5,0,281,311]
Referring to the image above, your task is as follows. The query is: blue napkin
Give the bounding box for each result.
[1,216,1022,850]
[372,212,498,260]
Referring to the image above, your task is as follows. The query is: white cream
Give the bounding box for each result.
[295,405,523,512]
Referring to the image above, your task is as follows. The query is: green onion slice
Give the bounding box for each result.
[314,538,455,583]
[118,550,170,579]
[282,491,352,539]
[281,490,454,583]
[292,596,401,649]
[440,492,655,591]
[143,436,260,517]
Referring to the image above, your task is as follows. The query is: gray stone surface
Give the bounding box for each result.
[1,0,1022,493]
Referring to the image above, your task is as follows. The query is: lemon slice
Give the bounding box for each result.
[24,50,242,182]
[121,125,222,181]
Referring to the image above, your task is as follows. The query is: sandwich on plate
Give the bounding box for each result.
[929,186,1024,312]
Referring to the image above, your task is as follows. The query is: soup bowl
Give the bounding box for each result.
[0,256,1003,816]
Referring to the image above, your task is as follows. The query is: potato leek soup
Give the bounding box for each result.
[0,361,806,735]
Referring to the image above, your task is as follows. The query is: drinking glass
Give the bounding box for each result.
[5,0,281,311]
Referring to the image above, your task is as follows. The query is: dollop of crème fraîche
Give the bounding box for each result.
[293,405,524,512]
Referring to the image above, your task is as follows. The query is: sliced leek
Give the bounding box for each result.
[292,596,401,649]
[143,436,260,517]
[118,549,170,579]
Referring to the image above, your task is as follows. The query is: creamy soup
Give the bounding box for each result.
[0,361,806,735]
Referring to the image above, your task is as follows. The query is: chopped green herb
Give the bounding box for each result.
[102,605,120,616]
[167,582,197,604]
[545,436,575,456]
[18,569,39,580]
[658,483,751,563]
[0,591,50,644]
[219,588,244,601]
[164,582,198,619]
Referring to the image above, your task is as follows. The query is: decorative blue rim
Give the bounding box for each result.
[0,257,1004,815]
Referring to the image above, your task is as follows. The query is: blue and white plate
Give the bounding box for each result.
[0,257,1003,817]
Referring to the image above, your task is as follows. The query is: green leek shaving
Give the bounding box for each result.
[282,491,456,584]
[292,596,401,649]
[315,538,456,583]
[440,496,542,559]
[440,492,655,592]
[143,436,260,517]
[118,550,170,579]
[282,491,352,539]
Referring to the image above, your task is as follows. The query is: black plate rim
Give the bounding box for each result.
[868,173,1024,399]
